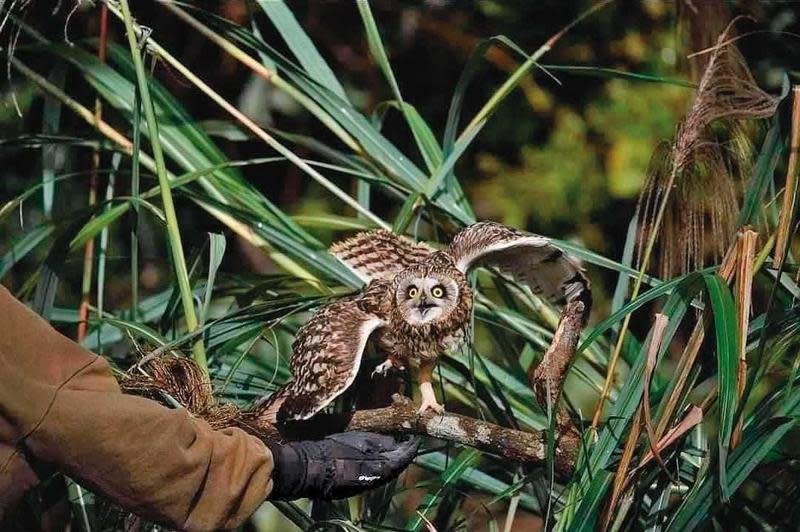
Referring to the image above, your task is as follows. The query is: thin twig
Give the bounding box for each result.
[77,2,109,343]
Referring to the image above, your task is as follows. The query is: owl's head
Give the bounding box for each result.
[393,252,465,326]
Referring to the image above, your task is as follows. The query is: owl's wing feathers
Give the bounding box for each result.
[331,229,435,282]
[449,222,591,311]
[277,299,386,421]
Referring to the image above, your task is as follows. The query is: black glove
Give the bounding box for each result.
[266,432,419,500]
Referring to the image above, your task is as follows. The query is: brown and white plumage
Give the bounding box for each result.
[449,221,591,313]
[261,222,591,422]
[269,298,385,421]
[330,229,435,282]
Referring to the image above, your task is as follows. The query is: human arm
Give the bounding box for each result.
[0,285,273,530]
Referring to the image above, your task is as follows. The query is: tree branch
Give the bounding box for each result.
[529,300,586,432]
[242,299,588,477]
[244,394,579,477]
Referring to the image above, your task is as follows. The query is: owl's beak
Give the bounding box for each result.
[416,297,435,316]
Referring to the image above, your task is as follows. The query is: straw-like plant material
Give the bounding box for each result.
[731,229,757,448]
[636,8,778,278]
[774,87,800,269]
[120,356,241,430]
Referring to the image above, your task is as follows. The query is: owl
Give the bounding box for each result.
[261,221,591,422]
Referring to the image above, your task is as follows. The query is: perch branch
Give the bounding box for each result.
[246,394,579,477]
[244,300,588,476]
[529,300,586,432]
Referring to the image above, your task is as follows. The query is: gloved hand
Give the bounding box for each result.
[266,432,419,500]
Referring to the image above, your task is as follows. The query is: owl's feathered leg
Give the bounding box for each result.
[418,360,444,414]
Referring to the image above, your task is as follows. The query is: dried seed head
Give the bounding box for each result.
[637,11,778,277]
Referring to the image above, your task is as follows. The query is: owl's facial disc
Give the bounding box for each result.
[397,275,459,325]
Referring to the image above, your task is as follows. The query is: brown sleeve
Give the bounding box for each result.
[0,285,274,531]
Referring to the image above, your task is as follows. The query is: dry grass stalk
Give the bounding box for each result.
[602,314,668,530]
[774,86,800,268]
[77,4,110,342]
[593,12,777,429]
[637,405,703,472]
[602,408,642,532]
[641,314,670,471]
[731,228,758,447]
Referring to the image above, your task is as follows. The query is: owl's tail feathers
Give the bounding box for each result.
[255,386,292,424]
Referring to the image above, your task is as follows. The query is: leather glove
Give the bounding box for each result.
[266,432,419,500]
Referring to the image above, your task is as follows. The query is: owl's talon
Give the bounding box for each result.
[417,381,444,415]
[371,359,394,378]
[417,399,444,415]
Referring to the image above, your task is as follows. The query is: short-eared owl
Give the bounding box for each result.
[263,221,591,421]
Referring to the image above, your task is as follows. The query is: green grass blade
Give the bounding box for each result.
[0,224,55,279]
[541,64,695,87]
[371,100,444,173]
[611,217,638,318]
[702,273,739,501]
[130,77,142,320]
[356,1,443,174]
[579,270,711,353]
[41,63,66,218]
[119,0,206,371]
[424,120,484,199]
[192,11,473,222]
[200,233,226,326]
[569,470,613,532]
[407,448,481,531]
[292,214,377,231]
[738,112,784,226]
[392,193,423,233]
[96,152,121,327]
[561,273,707,527]
[667,417,795,531]
[257,0,348,101]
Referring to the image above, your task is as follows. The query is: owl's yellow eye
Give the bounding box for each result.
[431,285,445,298]
[407,286,419,298]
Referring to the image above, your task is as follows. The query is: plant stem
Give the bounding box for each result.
[591,163,676,428]
[131,81,141,321]
[77,4,108,343]
[118,0,207,374]
[774,86,800,268]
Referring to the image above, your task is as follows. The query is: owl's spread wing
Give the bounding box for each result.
[277,299,386,421]
[449,222,591,311]
[330,229,435,283]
